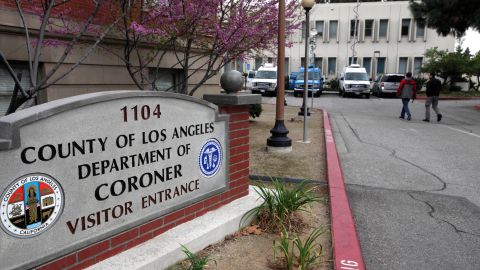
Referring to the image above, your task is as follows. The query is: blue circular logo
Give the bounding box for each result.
[199,139,223,178]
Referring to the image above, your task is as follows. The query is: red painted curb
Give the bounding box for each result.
[323,111,365,270]
[415,96,480,101]
[475,105,480,111]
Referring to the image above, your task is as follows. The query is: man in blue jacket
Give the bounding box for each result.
[423,72,442,122]
[397,72,417,121]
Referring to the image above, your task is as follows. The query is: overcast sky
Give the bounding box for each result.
[461,29,480,55]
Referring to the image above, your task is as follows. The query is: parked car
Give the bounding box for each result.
[372,73,405,97]
[293,65,323,97]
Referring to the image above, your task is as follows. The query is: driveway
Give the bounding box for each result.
[264,94,480,269]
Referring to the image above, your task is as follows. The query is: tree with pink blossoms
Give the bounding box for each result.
[115,0,301,95]
[0,0,131,114]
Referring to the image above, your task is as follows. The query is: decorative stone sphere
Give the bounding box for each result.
[220,70,244,94]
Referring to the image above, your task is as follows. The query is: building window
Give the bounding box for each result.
[255,57,263,70]
[315,21,324,38]
[379,19,388,38]
[398,57,408,74]
[377,57,386,74]
[350,19,359,38]
[329,20,338,40]
[416,20,425,38]
[150,68,183,92]
[302,57,322,68]
[328,57,336,75]
[0,61,33,116]
[413,57,423,75]
[348,57,358,65]
[236,59,245,73]
[363,57,372,76]
[364,19,374,38]
[401,19,411,36]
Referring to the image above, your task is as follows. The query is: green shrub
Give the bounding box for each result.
[448,85,462,92]
[413,77,427,90]
[329,78,340,91]
[249,104,262,118]
[241,179,322,231]
[273,226,327,270]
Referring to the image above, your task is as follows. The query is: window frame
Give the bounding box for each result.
[401,19,411,37]
[379,19,388,38]
[364,19,374,38]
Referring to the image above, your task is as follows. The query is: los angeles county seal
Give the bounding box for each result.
[0,173,64,238]
[198,138,223,178]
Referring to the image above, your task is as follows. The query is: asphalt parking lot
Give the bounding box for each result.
[264,93,480,270]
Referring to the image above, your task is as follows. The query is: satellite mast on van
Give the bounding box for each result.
[350,0,360,66]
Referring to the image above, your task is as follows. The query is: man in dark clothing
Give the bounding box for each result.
[423,72,442,122]
[396,72,416,120]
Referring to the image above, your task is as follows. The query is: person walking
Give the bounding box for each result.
[396,72,417,120]
[423,72,442,122]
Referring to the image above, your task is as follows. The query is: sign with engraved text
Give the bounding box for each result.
[0,91,228,270]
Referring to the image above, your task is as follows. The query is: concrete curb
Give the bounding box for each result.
[415,96,480,101]
[86,186,262,270]
[323,111,365,270]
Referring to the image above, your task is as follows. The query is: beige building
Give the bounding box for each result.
[0,7,221,116]
[241,0,455,80]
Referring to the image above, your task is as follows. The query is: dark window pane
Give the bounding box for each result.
[414,57,423,74]
[401,19,410,36]
[316,21,324,37]
[379,19,388,37]
[329,20,338,40]
[255,57,263,70]
[365,20,373,37]
[363,57,372,75]
[328,57,336,75]
[398,57,408,73]
[350,20,359,37]
[416,21,425,37]
[377,57,386,74]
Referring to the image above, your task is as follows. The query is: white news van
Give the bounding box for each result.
[339,64,371,98]
[251,63,277,96]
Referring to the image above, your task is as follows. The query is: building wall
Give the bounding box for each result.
[249,1,455,80]
[0,6,221,114]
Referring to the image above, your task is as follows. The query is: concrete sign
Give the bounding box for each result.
[0,91,228,270]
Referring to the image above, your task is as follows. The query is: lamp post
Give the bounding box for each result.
[299,0,315,142]
[267,0,292,152]
[309,30,317,113]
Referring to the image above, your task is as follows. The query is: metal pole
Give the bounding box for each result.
[303,9,310,143]
[266,0,292,151]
